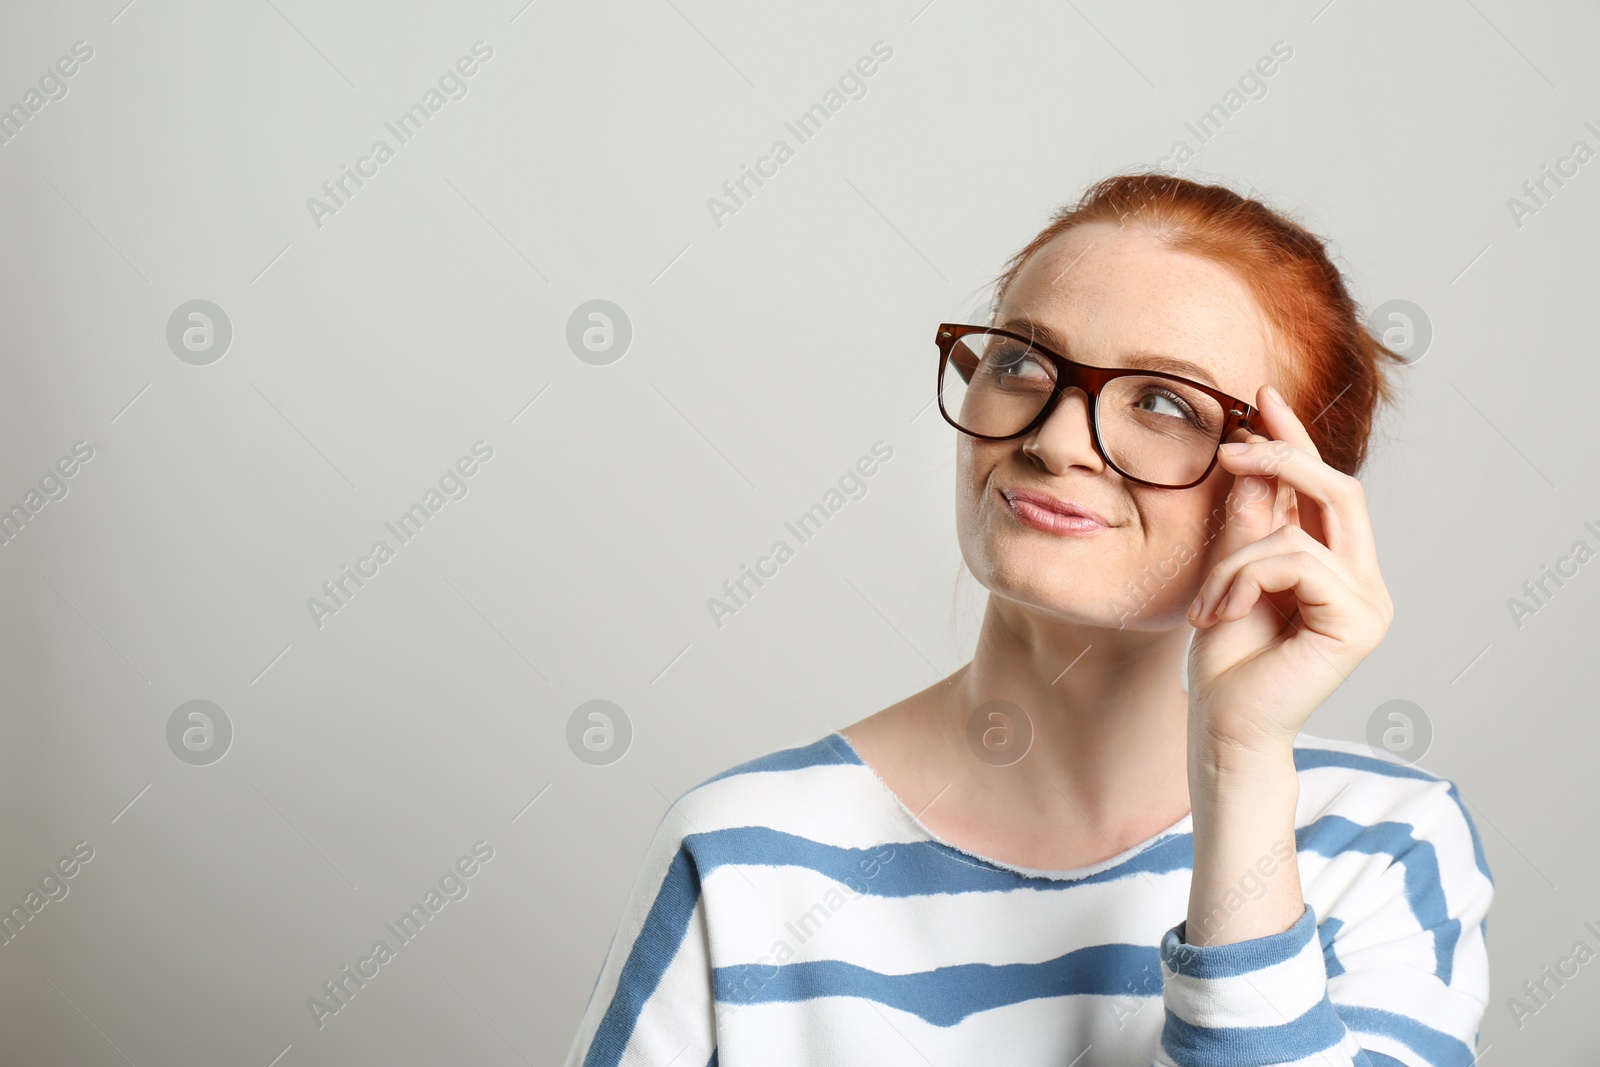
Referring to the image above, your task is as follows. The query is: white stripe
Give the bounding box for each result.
[705,859,1189,972]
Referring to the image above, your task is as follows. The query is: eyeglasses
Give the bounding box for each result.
[935,323,1259,490]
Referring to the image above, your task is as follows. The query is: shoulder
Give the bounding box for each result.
[1291,734,1494,1004]
[673,729,862,810]
[1291,731,1492,886]
[1292,729,1463,800]
[639,730,883,864]
[693,729,863,792]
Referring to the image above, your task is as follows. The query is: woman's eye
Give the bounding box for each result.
[1136,389,1196,422]
[995,350,1048,378]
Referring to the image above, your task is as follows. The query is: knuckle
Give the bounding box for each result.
[1275,523,1314,549]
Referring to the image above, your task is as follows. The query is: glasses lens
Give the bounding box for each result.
[940,330,1228,487]
[940,331,1056,437]
[1099,375,1227,486]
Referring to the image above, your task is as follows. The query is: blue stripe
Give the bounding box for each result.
[685,825,1192,896]
[683,815,1454,988]
[694,733,860,789]
[699,738,1492,889]
[1162,903,1315,979]
[696,737,1491,897]
[1337,1003,1478,1066]
[716,947,1476,1064]
[717,941,1165,1026]
[1298,815,1458,984]
[1320,916,1347,978]
[584,844,705,1067]
[666,813,1459,975]
[1161,991,1349,1065]
[1293,747,1492,885]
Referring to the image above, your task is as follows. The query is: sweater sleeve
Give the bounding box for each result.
[1149,777,1494,1067]
[562,804,719,1067]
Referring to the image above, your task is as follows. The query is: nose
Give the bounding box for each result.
[1021,386,1106,474]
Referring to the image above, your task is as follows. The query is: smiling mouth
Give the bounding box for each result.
[999,488,1116,536]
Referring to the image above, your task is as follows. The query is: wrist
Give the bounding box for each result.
[1189,705,1297,775]
[1188,732,1298,800]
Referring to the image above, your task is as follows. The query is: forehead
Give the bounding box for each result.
[998,221,1280,401]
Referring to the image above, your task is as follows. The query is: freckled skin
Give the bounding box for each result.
[957,220,1284,630]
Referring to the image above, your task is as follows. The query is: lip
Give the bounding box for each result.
[1000,487,1116,535]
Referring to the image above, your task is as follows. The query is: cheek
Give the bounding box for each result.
[1140,476,1234,564]
[954,441,1007,540]
[953,441,984,525]
[955,439,996,496]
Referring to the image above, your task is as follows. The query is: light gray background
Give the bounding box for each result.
[1,0,1595,1063]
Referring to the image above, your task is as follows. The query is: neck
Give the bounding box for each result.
[937,594,1194,832]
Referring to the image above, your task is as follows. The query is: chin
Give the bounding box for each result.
[973,540,1115,615]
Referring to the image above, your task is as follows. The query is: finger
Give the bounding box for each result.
[1251,383,1322,462]
[1207,550,1367,642]
[1247,384,1320,543]
[1188,523,1358,624]
[1212,428,1279,562]
[1238,430,1297,533]
[1215,464,1277,564]
[1215,437,1374,569]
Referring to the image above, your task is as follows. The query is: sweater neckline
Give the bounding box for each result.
[826,729,1194,883]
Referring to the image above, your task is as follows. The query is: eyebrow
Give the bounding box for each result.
[996,316,1223,390]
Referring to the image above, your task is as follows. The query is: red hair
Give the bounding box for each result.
[988,173,1406,478]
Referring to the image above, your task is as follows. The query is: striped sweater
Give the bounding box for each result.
[563,729,1493,1067]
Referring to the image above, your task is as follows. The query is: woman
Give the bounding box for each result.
[563,174,1494,1066]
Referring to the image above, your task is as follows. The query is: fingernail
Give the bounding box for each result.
[1266,383,1285,407]
[1219,441,1250,455]
[1188,594,1202,618]
[1216,591,1231,616]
